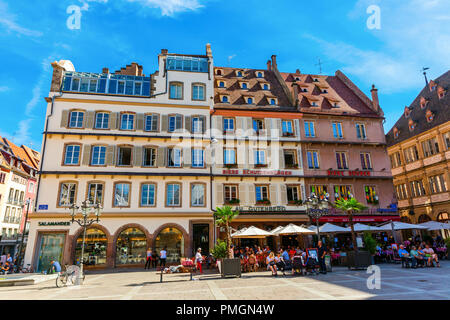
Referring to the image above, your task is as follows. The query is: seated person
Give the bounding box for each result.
[266,252,277,276]
[417,246,427,267]
[0,261,11,274]
[423,244,440,267]
[398,245,411,267]
[409,246,420,268]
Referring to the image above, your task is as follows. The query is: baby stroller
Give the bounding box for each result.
[292,255,305,276]
[305,255,320,275]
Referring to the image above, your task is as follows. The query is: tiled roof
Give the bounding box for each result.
[1,138,40,171]
[386,70,450,146]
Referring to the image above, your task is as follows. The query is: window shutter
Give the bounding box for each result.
[269,185,277,205]
[81,112,87,128]
[246,117,253,136]
[215,183,223,205]
[60,110,69,127]
[86,111,95,128]
[153,114,160,132]
[161,115,168,132]
[248,145,255,168]
[213,115,223,135]
[136,113,144,131]
[215,144,223,166]
[157,147,166,167]
[106,145,116,165]
[280,185,288,204]
[275,119,282,137]
[201,116,206,133]
[294,119,300,137]
[297,149,303,168]
[133,146,142,166]
[248,184,256,204]
[267,148,271,167]
[176,114,183,130]
[183,147,191,167]
[235,117,243,133]
[265,118,272,137]
[239,184,247,205]
[185,116,191,133]
[237,143,246,168]
[82,145,91,166]
[110,113,118,130]
[279,148,285,169]
[205,147,211,167]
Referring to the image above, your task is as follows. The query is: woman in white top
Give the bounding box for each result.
[266,252,278,276]
[159,248,167,267]
[195,248,203,274]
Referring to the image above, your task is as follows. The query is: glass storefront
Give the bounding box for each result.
[36,233,66,273]
[75,228,107,266]
[154,227,184,263]
[115,228,147,265]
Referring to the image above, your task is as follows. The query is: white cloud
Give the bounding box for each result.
[0,86,10,92]
[0,1,43,37]
[126,0,204,16]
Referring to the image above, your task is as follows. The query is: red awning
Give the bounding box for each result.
[318,216,401,223]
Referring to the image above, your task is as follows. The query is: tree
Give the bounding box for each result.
[214,206,239,259]
[333,198,367,252]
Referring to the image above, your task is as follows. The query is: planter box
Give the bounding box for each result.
[220,258,241,278]
[346,251,372,270]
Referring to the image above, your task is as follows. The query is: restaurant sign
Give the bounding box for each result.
[223,169,293,176]
[327,170,371,177]
[38,221,71,226]
[236,206,286,212]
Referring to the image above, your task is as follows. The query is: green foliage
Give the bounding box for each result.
[363,231,377,255]
[333,197,367,213]
[444,238,450,250]
[211,239,228,259]
[423,234,433,244]
[214,206,239,227]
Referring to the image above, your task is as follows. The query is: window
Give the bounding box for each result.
[395,184,408,200]
[140,183,156,206]
[166,183,181,206]
[222,95,229,103]
[91,146,106,166]
[191,184,205,207]
[191,117,203,133]
[282,120,294,136]
[117,147,132,166]
[224,149,236,165]
[241,82,248,89]
[168,114,183,132]
[192,149,204,168]
[219,81,225,88]
[224,185,238,203]
[283,150,297,168]
[192,84,205,101]
[120,113,134,130]
[390,152,402,168]
[336,152,348,169]
[307,151,319,169]
[410,180,426,198]
[263,84,269,90]
[334,185,353,201]
[69,111,84,128]
[356,123,367,139]
[64,145,80,165]
[257,72,263,78]
[252,119,264,133]
[87,183,103,204]
[365,186,378,204]
[444,132,450,150]
[421,137,440,157]
[237,71,243,77]
[169,82,183,99]
[114,183,130,207]
[426,110,434,123]
[94,112,109,129]
[145,114,158,132]
[311,101,318,107]
[287,185,301,204]
[223,118,234,132]
[167,148,182,167]
[310,185,328,199]
[429,174,447,194]
[247,97,253,104]
[28,182,34,193]
[59,182,76,206]
[304,121,315,137]
[255,185,269,202]
[254,150,266,166]
[270,99,276,105]
[404,146,419,163]
[143,148,156,167]
[332,122,343,138]
[360,152,372,170]
[166,56,208,73]
[3,207,10,223]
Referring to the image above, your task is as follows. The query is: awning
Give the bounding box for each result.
[231,226,272,238]
[272,223,315,236]
[378,221,428,231]
[317,215,401,223]
[417,221,450,231]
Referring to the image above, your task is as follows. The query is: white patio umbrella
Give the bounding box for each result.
[418,221,450,231]
[269,226,285,235]
[231,226,273,238]
[308,223,350,233]
[273,223,315,235]
[352,223,382,232]
[378,221,428,231]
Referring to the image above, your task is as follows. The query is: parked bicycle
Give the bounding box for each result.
[56,265,84,287]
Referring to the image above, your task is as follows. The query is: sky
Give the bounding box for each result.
[0,0,449,150]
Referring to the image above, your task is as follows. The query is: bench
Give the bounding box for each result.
[158,266,197,283]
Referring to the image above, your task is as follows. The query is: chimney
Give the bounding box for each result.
[295,69,301,74]
[370,84,380,112]
[161,49,168,55]
[267,60,272,71]
[206,43,212,57]
[102,67,109,74]
[271,55,277,70]
[50,61,65,93]
[292,83,299,108]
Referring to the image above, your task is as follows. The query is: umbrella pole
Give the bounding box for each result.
[391,220,398,244]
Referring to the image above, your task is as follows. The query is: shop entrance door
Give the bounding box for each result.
[192,224,209,256]
[35,233,66,273]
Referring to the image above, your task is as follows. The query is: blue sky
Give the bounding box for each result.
[0,0,449,150]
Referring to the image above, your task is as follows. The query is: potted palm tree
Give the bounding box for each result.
[214,206,241,277]
[333,197,372,269]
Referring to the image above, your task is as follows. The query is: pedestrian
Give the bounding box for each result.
[49,260,62,274]
[317,241,328,274]
[159,248,167,267]
[195,248,203,274]
[152,250,158,268]
[144,248,152,270]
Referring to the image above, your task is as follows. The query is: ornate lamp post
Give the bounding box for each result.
[305,192,330,244]
[68,200,102,283]
[15,198,31,272]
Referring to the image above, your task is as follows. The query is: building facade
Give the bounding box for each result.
[386,71,450,229]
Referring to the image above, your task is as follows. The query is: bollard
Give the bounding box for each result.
[160,271,163,283]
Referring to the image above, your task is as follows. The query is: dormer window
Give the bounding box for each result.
[332,103,340,108]
[269,98,277,105]
[429,80,437,91]
[408,119,416,131]
[302,88,308,92]
[261,83,270,90]
[256,71,264,78]
[438,86,446,99]
[313,78,319,82]
[393,127,399,139]
[218,81,225,88]
[404,106,411,118]
[426,110,434,122]
[240,82,249,89]
[221,95,229,103]
[295,77,300,81]
[236,70,243,77]
[246,97,254,104]
[216,69,223,76]
[322,89,328,94]
[420,97,428,109]
[311,101,318,107]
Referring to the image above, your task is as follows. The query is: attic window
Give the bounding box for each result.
[256,71,264,78]
[438,86,446,99]
[311,101,318,107]
[295,77,300,81]
[322,89,328,94]
[426,110,434,122]
[269,98,277,105]
[246,97,254,104]
[420,97,428,109]
[302,88,308,92]
[408,119,416,131]
[236,70,243,77]
[218,81,225,88]
[216,69,222,76]
[313,78,319,82]
[393,127,399,139]
[332,103,340,108]
[404,107,411,118]
[262,83,270,90]
[240,82,249,89]
[221,95,229,103]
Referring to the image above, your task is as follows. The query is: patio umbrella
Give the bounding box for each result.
[352,223,382,232]
[418,221,450,231]
[269,226,285,235]
[378,221,428,231]
[274,223,315,235]
[231,226,273,238]
[308,223,350,233]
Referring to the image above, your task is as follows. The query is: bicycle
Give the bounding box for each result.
[56,265,85,287]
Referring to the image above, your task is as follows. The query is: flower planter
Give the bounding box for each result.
[346,251,372,270]
[220,258,241,278]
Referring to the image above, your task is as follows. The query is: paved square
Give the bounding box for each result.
[1,262,449,300]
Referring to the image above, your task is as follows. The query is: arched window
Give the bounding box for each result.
[154,227,184,263]
[400,216,412,223]
[437,212,449,223]
[75,228,107,266]
[116,228,147,265]
[418,214,431,223]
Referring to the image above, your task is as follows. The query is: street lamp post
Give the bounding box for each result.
[68,200,102,283]
[15,199,31,271]
[305,192,330,245]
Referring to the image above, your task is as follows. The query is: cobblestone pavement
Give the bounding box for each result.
[1,262,449,300]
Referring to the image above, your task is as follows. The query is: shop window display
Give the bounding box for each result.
[154,227,184,263]
[75,228,107,266]
[115,228,147,265]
